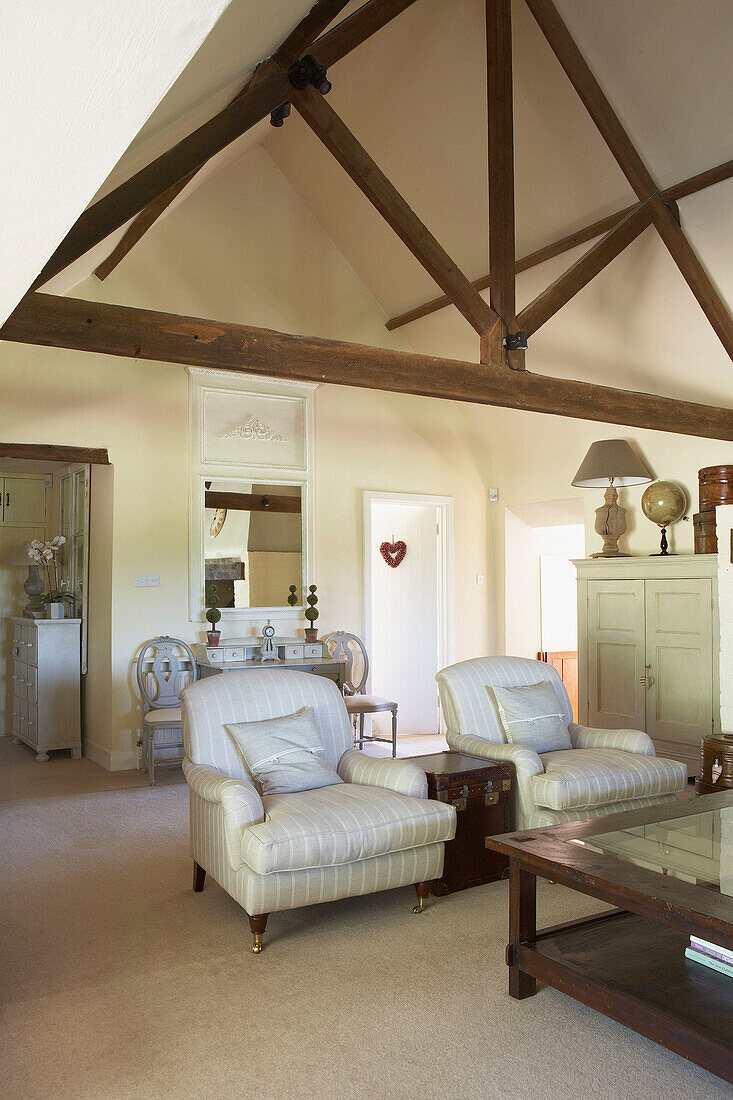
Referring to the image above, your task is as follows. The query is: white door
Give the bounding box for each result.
[586,579,646,731]
[644,578,713,767]
[366,497,447,737]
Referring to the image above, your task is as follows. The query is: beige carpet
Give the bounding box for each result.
[0,747,728,1099]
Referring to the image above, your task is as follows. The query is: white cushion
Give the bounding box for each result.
[345,695,395,713]
[489,681,572,754]
[144,707,182,725]
[226,707,342,796]
[532,749,687,811]
[241,782,455,875]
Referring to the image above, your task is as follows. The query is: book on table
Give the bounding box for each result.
[686,936,733,978]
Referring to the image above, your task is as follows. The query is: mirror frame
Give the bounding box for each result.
[188,368,315,623]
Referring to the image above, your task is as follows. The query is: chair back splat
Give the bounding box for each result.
[137,636,198,710]
[322,631,369,695]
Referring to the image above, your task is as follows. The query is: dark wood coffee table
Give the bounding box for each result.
[486,791,733,1083]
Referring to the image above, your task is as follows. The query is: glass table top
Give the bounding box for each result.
[577,803,733,896]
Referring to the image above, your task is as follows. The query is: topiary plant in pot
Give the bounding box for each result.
[205,586,222,646]
[304,584,319,642]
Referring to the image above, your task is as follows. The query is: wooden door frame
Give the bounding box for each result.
[362,490,455,702]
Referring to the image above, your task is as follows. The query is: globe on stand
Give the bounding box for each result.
[640,481,687,555]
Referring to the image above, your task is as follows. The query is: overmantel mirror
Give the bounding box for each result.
[203,478,306,614]
[188,368,315,623]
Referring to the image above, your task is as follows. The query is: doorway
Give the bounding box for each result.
[363,492,453,739]
[504,499,585,717]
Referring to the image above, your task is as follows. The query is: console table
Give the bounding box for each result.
[193,641,345,690]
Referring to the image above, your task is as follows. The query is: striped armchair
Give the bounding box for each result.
[436,656,687,831]
[181,669,455,952]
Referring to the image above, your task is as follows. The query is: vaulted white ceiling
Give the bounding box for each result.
[22,0,733,408]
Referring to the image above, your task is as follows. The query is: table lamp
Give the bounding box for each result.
[572,439,653,557]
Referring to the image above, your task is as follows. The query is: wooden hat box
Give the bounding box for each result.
[694,465,733,554]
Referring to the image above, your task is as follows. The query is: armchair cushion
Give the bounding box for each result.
[489,681,572,753]
[226,707,342,795]
[240,782,455,875]
[532,749,687,812]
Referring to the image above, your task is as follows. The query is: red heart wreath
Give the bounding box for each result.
[380,540,407,568]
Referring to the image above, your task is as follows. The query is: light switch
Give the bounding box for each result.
[488,488,499,502]
[476,574,486,585]
[135,575,147,587]
[148,575,159,587]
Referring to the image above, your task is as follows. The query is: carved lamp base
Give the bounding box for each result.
[591,484,630,557]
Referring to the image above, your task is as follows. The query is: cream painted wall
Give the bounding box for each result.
[0,145,494,767]
[461,403,733,655]
[0,0,232,325]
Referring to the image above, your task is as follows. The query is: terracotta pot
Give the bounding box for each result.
[305,627,318,643]
[206,630,221,647]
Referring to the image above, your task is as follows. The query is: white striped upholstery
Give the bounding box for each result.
[241,783,453,875]
[437,656,687,830]
[437,656,572,745]
[522,793,680,830]
[338,749,427,797]
[532,749,687,811]
[182,669,351,775]
[182,670,456,920]
[569,723,655,755]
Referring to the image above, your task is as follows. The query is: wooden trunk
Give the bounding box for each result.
[698,465,733,512]
[404,752,512,894]
[693,510,717,554]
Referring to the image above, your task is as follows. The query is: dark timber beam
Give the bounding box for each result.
[35,0,421,289]
[0,442,110,465]
[524,0,733,360]
[95,0,421,280]
[484,0,523,368]
[288,82,497,335]
[517,200,655,336]
[2,293,731,440]
[385,158,733,331]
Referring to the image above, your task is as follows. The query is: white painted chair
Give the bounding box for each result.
[136,636,198,784]
[181,669,455,952]
[322,631,398,757]
[436,656,688,830]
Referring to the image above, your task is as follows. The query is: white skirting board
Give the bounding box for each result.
[82,737,138,772]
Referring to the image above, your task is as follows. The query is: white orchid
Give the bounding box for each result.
[29,538,44,550]
[51,534,67,547]
[27,546,42,562]
[42,547,54,560]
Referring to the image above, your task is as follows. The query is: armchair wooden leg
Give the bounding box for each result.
[412,881,431,914]
[247,912,269,953]
[193,861,206,892]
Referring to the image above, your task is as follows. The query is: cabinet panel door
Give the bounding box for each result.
[644,579,713,757]
[3,477,46,525]
[587,580,646,730]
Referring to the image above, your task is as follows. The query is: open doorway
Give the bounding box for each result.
[505,499,585,718]
[363,491,453,743]
[0,443,112,787]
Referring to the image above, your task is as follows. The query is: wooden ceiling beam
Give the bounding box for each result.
[35,0,420,289]
[205,491,301,514]
[484,0,523,368]
[0,442,110,465]
[385,158,733,331]
[524,0,733,360]
[518,199,655,336]
[3,293,731,441]
[288,82,498,335]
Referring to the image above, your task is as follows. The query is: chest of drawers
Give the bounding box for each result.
[11,617,81,761]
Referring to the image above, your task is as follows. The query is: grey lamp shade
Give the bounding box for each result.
[572,439,653,488]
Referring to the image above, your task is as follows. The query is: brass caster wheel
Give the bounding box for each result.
[252,933,263,953]
[412,899,426,915]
